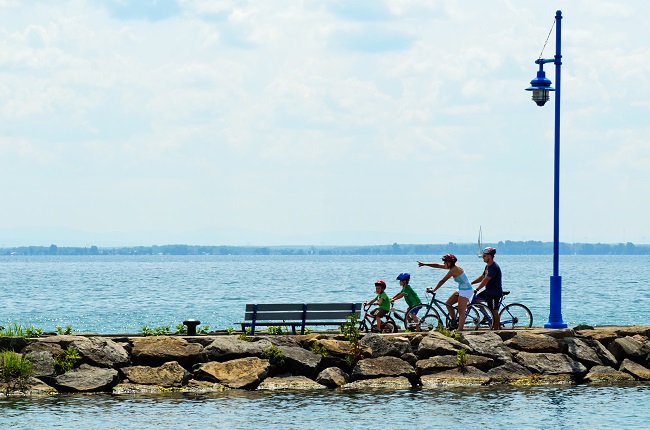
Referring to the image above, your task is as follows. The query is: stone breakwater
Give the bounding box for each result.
[2,325,650,395]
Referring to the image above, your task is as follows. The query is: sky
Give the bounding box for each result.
[1,0,649,247]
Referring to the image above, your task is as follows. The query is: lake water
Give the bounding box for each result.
[2,254,649,429]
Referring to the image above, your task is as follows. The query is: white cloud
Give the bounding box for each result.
[1,0,649,246]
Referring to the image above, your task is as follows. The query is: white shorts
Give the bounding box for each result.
[457,289,474,299]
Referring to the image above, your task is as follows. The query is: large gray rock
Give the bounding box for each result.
[311,339,352,358]
[462,332,513,364]
[420,366,490,387]
[316,367,349,388]
[52,364,119,393]
[514,352,587,375]
[607,336,650,364]
[584,365,635,383]
[564,337,617,368]
[193,357,270,389]
[416,332,472,359]
[276,346,322,378]
[360,334,402,358]
[416,355,493,376]
[204,337,271,361]
[505,333,563,353]
[120,361,190,387]
[342,376,413,389]
[22,342,64,377]
[257,375,326,390]
[70,337,130,368]
[0,336,28,352]
[619,358,650,380]
[486,361,532,383]
[131,336,207,368]
[351,356,416,384]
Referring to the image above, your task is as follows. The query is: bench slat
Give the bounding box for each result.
[304,310,360,320]
[306,303,362,311]
[244,311,305,321]
[245,303,304,312]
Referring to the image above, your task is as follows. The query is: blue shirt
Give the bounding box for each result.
[483,262,502,296]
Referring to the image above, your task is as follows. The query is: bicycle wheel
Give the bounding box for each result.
[462,304,482,330]
[358,319,370,333]
[401,305,421,331]
[383,317,398,333]
[410,305,441,332]
[470,303,493,330]
[499,303,533,329]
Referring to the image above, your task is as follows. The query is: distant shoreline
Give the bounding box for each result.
[2,241,649,256]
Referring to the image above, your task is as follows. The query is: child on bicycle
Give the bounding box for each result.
[364,280,391,332]
[391,273,422,330]
[418,254,472,331]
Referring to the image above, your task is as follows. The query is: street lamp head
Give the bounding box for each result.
[526,68,555,107]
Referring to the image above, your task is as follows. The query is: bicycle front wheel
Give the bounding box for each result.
[499,303,533,329]
[411,305,442,332]
[358,319,369,333]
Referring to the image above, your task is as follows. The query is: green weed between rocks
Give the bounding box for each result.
[267,326,284,335]
[238,328,253,342]
[309,342,329,357]
[139,325,172,336]
[340,314,363,367]
[261,344,285,366]
[0,349,33,395]
[53,347,82,376]
[0,323,43,339]
[55,325,73,335]
[436,324,461,341]
[456,348,468,367]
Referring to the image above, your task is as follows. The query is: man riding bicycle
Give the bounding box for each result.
[471,247,502,330]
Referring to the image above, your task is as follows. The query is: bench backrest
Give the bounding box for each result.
[244,303,361,322]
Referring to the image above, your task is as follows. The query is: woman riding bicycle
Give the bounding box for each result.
[418,254,473,331]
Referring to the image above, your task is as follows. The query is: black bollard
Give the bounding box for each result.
[182,319,201,336]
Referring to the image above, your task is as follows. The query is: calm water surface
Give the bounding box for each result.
[2,254,649,332]
[2,255,649,429]
[1,384,649,429]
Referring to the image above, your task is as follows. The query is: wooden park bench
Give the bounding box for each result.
[240,302,362,335]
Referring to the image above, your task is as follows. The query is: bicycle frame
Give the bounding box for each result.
[470,290,532,329]
[359,304,397,333]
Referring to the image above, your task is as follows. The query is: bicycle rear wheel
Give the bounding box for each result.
[499,303,533,329]
[470,303,493,330]
[383,317,398,333]
[462,304,482,330]
[407,305,441,332]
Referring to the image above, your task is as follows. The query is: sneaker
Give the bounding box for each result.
[449,318,459,330]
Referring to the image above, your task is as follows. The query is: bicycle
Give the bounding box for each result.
[388,302,420,331]
[470,290,533,329]
[358,303,399,333]
[399,290,484,332]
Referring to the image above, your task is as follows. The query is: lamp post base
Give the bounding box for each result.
[544,275,568,328]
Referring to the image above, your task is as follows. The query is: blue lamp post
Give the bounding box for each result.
[526,10,568,329]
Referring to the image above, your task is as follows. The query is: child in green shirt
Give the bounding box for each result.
[364,280,391,332]
[391,272,422,330]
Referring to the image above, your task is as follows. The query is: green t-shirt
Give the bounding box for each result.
[401,284,421,308]
[376,291,391,311]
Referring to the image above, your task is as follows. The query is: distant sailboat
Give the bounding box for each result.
[477,226,483,257]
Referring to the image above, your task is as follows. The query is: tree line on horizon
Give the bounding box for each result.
[1,240,649,256]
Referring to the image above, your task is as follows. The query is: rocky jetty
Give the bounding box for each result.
[1,325,650,396]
